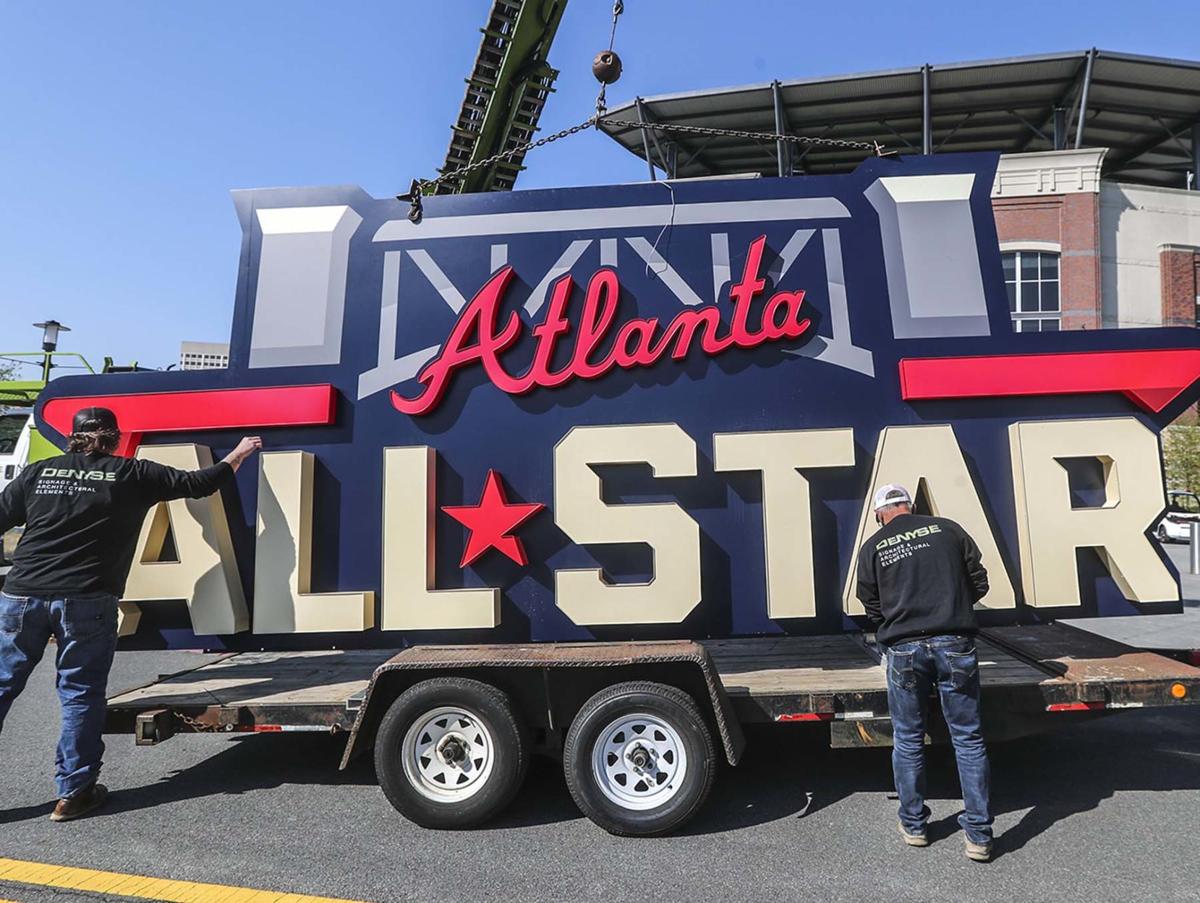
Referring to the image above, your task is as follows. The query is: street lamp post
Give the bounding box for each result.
[32,319,70,382]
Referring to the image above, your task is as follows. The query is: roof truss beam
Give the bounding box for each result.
[935,112,974,150]
[877,119,916,150]
[1015,52,1092,153]
[1105,112,1200,169]
[632,97,719,178]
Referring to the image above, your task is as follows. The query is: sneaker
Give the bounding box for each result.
[964,838,993,862]
[50,783,108,822]
[898,822,929,847]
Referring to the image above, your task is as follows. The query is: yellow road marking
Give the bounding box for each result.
[0,858,369,903]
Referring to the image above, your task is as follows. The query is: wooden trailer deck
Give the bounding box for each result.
[106,624,1200,741]
[707,625,1200,721]
[106,650,397,736]
[704,632,1049,722]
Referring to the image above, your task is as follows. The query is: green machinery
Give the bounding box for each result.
[0,351,98,468]
[0,346,142,472]
[0,342,142,557]
[436,0,569,194]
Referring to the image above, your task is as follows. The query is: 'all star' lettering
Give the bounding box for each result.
[390,235,812,416]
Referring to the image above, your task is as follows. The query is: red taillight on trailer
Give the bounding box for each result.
[776,712,835,722]
[775,711,876,722]
[1046,701,1107,712]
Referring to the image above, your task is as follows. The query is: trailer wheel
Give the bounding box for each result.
[563,681,716,836]
[374,678,529,829]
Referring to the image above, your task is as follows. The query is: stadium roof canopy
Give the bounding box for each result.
[598,49,1200,190]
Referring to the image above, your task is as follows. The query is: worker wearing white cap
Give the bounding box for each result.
[856,483,994,861]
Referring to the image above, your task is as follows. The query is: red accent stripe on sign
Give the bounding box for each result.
[42,385,337,456]
[899,349,1200,413]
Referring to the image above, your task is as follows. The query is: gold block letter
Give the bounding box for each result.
[714,429,855,619]
[116,602,142,638]
[253,451,374,633]
[123,444,248,637]
[554,424,700,626]
[843,424,1016,614]
[1009,417,1177,607]
[381,446,499,630]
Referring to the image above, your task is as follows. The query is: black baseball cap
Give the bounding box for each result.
[72,406,119,434]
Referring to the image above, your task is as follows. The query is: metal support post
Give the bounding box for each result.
[1191,522,1200,575]
[921,65,932,155]
[635,97,657,182]
[1053,107,1067,150]
[1191,122,1200,190]
[772,80,789,177]
[1074,48,1096,149]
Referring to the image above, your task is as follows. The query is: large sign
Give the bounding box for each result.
[35,153,1200,649]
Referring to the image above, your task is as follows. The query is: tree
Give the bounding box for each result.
[1163,425,1200,492]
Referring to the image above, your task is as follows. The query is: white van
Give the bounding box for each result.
[0,409,33,494]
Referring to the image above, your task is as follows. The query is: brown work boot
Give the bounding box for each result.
[49,783,108,822]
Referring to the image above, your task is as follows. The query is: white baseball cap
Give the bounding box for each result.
[872,483,912,512]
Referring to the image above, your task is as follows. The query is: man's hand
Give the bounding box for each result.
[223,436,263,472]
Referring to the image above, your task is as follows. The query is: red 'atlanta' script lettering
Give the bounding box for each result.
[391,235,811,416]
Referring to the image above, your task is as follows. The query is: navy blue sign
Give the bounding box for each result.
[36,153,1200,650]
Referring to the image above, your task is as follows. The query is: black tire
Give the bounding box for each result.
[563,681,716,836]
[374,677,529,829]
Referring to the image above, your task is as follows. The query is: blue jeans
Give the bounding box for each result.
[886,634,993,844]
[0,590,119,799]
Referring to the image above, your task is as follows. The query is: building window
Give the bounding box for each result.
[1003,250,1060,332]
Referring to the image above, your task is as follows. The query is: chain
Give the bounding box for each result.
[598,116,885,153]
[401,113,888,222]
[400,116,601,222]
[175,711,222,733]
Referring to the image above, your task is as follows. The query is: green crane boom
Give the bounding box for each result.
[437,0,569,194]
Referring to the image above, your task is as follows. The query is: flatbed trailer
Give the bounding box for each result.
[106,623,1200,835]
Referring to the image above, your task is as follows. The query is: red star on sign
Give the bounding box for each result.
[442,470,545,567]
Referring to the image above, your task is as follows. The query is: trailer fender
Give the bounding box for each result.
[340,640,745,770]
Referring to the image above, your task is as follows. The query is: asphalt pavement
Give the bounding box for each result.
[2,549,1200,902]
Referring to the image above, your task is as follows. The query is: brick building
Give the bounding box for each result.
[599,49,1200,334]
[993,149,1200,331]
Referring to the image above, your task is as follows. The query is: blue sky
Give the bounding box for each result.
[2,0,1197,372]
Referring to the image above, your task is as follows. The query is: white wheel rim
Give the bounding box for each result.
[591,711,688,811]
[401,706,496,803]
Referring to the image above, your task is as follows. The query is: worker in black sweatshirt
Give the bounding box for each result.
[0,407,261,822]
[855,483,994,862]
